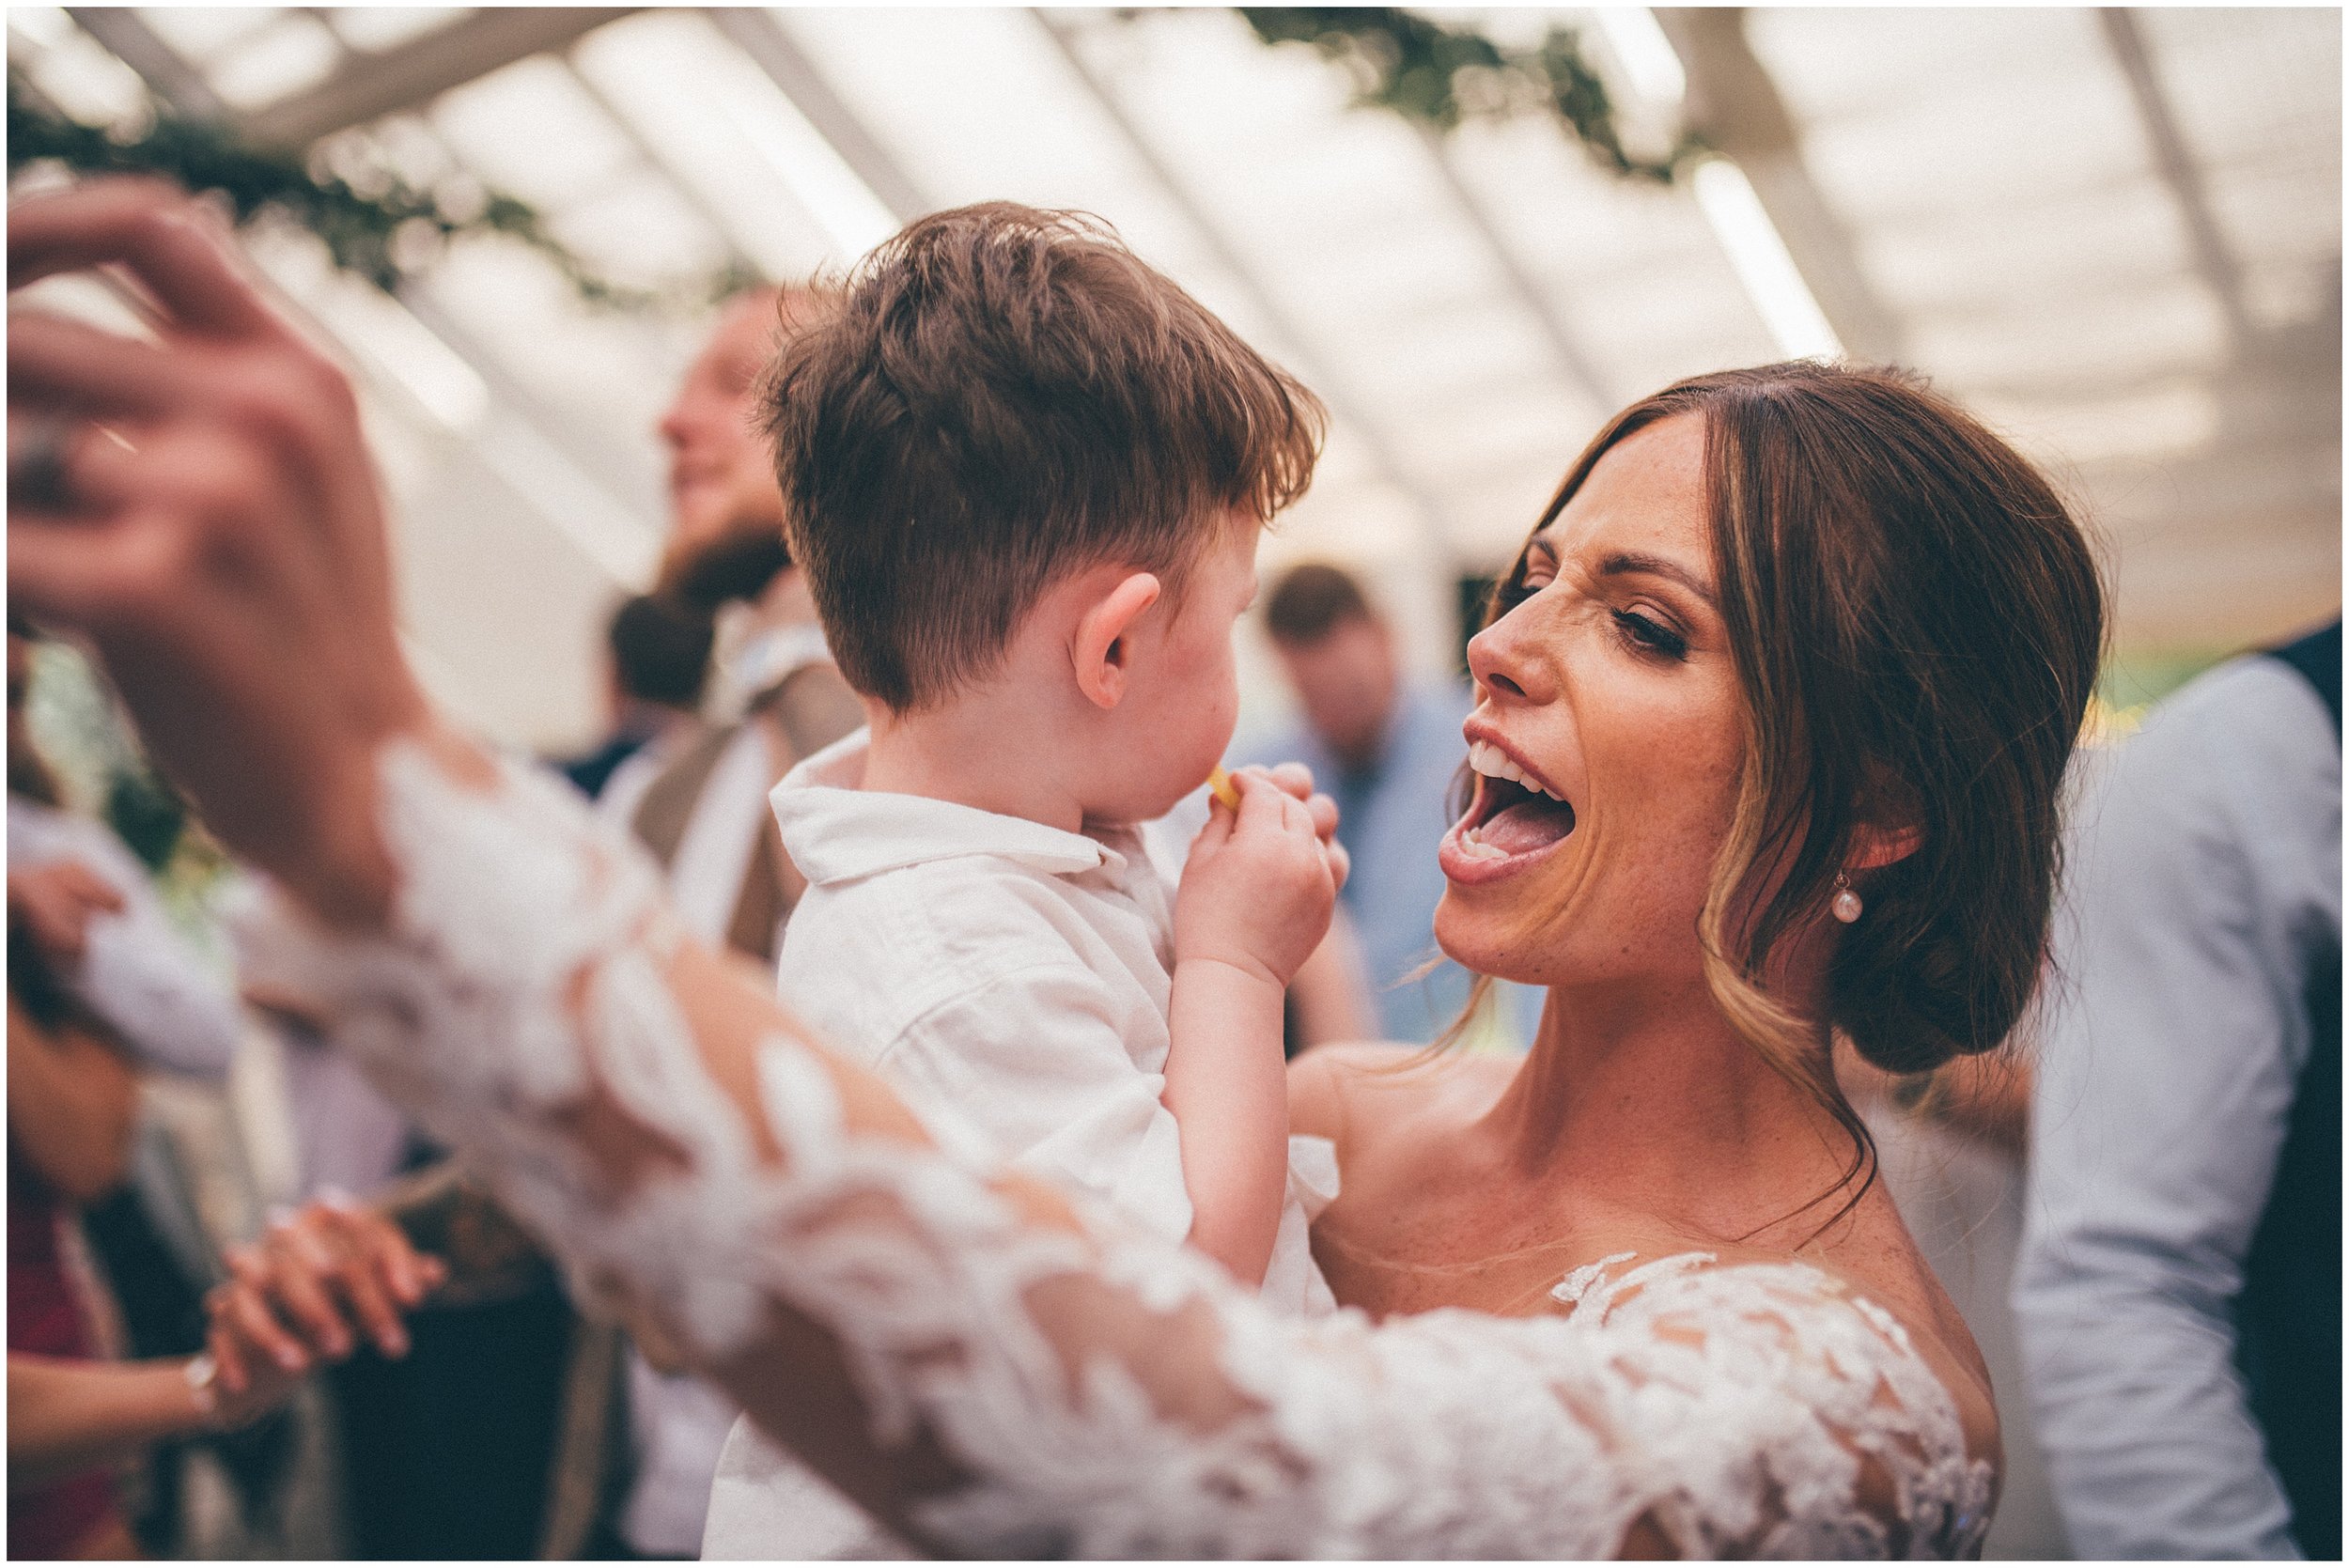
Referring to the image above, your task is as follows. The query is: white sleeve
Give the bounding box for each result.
[2015,667,2336,1559]
[236,739,1995,1558]
[880,966,1192,1245]
[48,823,246,1079]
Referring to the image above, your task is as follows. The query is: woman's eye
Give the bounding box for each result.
[1611,609,1688,660]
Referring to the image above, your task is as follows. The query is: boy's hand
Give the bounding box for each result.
[1231,763,1349,888]
[1175,769,1344,988]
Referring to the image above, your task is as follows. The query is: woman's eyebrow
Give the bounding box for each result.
[1596,550,1718,606]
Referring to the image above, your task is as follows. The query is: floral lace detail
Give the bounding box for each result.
[238,741,1995,1559]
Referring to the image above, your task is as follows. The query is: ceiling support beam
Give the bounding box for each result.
[237,8,642,148]
[2097,8,2253,350]
[1654,8,1906,364]
[1032,10,1455,562]
[63,8,227,119]
[700,8,931,224]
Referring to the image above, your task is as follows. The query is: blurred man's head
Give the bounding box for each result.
[1264,563,1397,773]
[654,287,830,600]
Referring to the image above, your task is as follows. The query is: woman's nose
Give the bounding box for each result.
[1467,609,1555,706]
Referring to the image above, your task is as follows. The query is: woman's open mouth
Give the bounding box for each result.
[1439,738,1576,884]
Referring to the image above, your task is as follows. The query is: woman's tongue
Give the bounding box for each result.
[1472,794,1576,856]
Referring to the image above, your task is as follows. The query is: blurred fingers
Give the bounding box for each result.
[8,312,193,419]
[245,1227,352,1359]
[203,1300,252,1397]
[6,503,183,633]
[221,1269,310,1375]
[8,180,281,342]
[319,1208,415,1356]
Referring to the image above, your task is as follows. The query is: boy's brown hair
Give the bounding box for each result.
[760,202,1326,712]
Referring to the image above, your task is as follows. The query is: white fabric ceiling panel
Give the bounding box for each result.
[429,55,639,213]
[8,5,2337,744]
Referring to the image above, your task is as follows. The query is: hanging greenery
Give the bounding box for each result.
[6,80,744,309]
[1237,8,1702,183]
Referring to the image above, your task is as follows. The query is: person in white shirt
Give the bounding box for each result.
[700,204,1346,1556]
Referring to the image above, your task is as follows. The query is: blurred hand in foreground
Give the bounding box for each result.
[10,179,436,926]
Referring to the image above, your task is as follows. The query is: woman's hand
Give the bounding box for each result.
[8,179,434,927]
[201,1197,447,1422]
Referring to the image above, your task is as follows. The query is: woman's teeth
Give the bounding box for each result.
[1467,739,1568,802]
[1455,824,1510,861]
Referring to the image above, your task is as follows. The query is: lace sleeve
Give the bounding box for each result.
[238,742,1994,1558]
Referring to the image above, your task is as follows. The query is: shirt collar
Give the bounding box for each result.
[770,731,1116,885]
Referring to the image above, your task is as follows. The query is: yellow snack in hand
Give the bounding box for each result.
[1207,766,1242,812]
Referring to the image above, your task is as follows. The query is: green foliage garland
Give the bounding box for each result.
[1239,8,1702,183]
[7,80,741,308]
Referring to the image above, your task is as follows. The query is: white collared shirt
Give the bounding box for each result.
[768,730,1198,1242]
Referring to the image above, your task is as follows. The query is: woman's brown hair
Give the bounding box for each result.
[1478,361,2104,1214]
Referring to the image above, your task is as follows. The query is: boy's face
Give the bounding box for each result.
[1107,519,1258,822]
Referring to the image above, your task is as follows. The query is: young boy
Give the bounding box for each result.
[699,205,1346,1557]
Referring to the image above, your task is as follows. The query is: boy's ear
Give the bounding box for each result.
[1072,571,1162,709]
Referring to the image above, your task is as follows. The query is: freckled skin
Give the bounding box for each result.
[1436,417,1745,992]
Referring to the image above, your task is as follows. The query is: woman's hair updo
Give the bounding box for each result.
[1505,362,2104,1098]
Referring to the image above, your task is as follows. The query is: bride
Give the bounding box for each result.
[9,180,2101,1557]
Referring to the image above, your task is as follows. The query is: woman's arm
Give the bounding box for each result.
[8,1355,214,1488]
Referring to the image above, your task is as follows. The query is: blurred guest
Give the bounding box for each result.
[560,591,714,813]
[2015,619,2341,1559]
[629,287,863,972]
[605,285,860,1560]
[1236,563,1524,1043]
[9,950,140,1559]
[8,625,243,1081]
[8,1175,445,1561]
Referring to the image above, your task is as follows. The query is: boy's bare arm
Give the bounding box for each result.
[1165,956,1293,1284]
[1168,771,1343,1286]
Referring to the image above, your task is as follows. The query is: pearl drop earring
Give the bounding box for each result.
[1831,872,1862,924]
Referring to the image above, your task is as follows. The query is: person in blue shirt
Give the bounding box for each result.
[1236,564,1536,1047]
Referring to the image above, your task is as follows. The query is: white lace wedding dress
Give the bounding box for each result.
[239,743,1996,1558]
